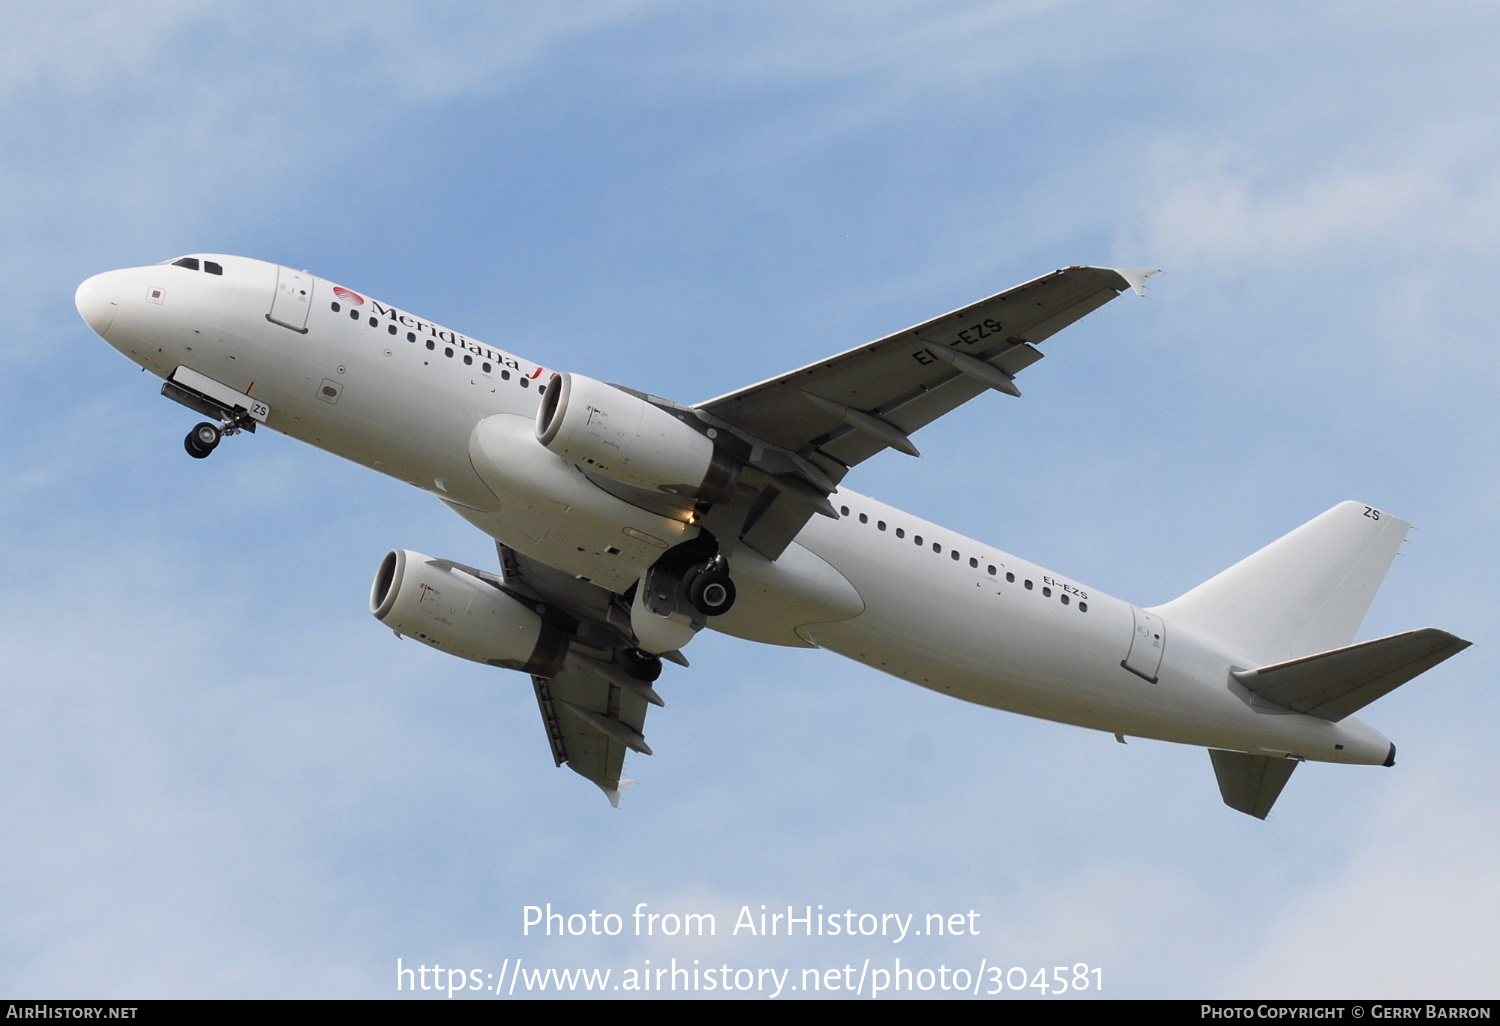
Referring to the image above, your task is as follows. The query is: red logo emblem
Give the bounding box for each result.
[332,286,365,305]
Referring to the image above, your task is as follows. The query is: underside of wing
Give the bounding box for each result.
[532,661,651,807]
[698,266,1155,466]
[690,266,1155,557]
[499,542,672,805]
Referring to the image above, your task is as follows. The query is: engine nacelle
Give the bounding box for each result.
[370,549,567,675]
[536,371,739,503]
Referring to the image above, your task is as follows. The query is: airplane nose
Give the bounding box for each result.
[75,274,118,336]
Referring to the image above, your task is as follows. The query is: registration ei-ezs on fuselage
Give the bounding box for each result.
[74,254,1469,818]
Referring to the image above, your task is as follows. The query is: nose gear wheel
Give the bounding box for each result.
[184,422,221,459]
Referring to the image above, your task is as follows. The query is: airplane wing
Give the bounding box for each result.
[532,663,649,807]
[695,266,1156,557]
[496,541,664,804]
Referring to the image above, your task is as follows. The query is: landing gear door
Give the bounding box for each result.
[1123,607,1166,683]
[268,266,312,333]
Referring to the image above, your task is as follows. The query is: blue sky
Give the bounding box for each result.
[3,1,1497,999]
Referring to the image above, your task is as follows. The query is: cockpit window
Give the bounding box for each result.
[203,260,223,275]
[171,257,200,270]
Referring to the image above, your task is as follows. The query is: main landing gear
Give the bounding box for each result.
[629,539,737,655]
[183,412,255,459]
[617,647,663,682]
[683,558,736,616]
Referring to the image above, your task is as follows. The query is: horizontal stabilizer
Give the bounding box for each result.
[1232,628,1470,722]
[1210,750,1297,819]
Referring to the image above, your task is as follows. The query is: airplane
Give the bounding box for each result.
[74,254,1470,818]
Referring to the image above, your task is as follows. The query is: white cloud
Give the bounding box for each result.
[1137,129,1500,270]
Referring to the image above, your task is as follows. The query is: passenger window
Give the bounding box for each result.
[1079,602,1088,613]
[840,506,849,516]
[1042,586,1052,598]
[987,565,996,576]
[388,325,397,335]
[407,332,416,342]
[932,542,942,553]
[877,521,886,531]
[1024,580,1033,590]
[1060,594,1070,605]
[483,362,492,373]
[203,261,223,275]
[895,528,905,539]
[1006,572,1015,583]
[368,317,378,328]
[520,377,530,388]
[859,513,868,524]
[914,535,923,546]
[969,557,978,568]
[331,302,341,313]
[444,347,454,358]
[171,257,199,270]
[502,370,511,380]
[426,340,435,350]
[950,550,960,561]
[464,355,473,365]
[350,309,359,320]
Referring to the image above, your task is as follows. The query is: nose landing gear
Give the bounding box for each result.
[184,422,221,459]
[182,411,255,459]
[162,367,268,460]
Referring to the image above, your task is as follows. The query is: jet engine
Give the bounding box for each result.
[535,372,739,503]
[370,549,568,675]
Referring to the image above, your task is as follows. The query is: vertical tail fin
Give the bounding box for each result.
[1153,502,1409,665]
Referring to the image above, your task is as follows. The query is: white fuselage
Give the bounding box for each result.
[75,255,1394,767]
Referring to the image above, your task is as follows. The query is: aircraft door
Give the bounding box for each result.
[1123,606,1166,682]
[267,266,312,333]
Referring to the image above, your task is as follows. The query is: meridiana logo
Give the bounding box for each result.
[333,286,365,305]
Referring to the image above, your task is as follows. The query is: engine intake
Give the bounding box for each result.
[536,372,739,503]
[371,549,568,675]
